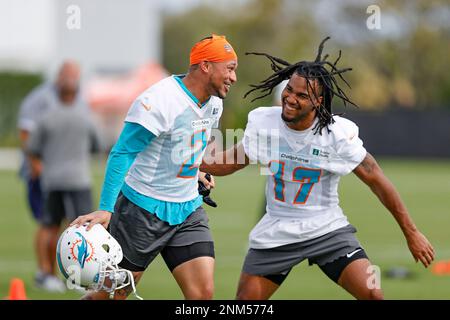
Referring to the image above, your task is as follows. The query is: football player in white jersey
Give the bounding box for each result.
[70,34,238,299]
[201,37,434,300]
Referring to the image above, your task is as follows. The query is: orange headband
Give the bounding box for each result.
[189,34,237,66]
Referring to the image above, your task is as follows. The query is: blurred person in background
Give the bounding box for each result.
[201,38,434,300]
[17,60,90,292]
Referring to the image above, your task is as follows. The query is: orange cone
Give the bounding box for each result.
[431,260,450,276]
[6,278,27,300]
[446,261,450,274]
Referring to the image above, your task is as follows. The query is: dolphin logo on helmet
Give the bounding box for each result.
[75,232,89,268]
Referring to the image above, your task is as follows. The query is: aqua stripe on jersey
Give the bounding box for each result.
[121,183,203,225]
[99,122,156,212]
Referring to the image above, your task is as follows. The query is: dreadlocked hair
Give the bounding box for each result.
[244,36,358,135]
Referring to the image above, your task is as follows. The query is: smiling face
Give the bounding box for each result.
[207,60,238,99]
[281,72,323,130]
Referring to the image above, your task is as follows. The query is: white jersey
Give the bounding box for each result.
[243,107,366,248]
[125,75,223,202]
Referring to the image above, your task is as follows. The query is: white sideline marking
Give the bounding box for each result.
[0,148,21,170]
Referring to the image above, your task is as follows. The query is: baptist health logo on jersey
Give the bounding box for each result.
[70,232,95,268]
[311,147,330,158]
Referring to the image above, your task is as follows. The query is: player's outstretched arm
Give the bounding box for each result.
[353,152,435,268]
[201,143,249,176]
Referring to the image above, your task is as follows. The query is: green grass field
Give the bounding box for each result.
[1,158,450,300]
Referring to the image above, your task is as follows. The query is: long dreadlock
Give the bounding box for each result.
[244,37,358,135]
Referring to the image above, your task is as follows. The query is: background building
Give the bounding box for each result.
[0,0,161,76]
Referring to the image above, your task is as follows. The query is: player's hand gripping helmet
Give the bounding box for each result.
[56,224,142,299]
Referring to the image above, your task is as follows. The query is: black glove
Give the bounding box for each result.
[198,173,217,208]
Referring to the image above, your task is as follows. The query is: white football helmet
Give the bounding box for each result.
[56,224,142,299]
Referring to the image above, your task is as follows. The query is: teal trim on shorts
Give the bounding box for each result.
[121,182,203,225]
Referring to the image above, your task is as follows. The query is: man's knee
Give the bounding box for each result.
[114,285,135,300]
[235,274,278,300]
[199,285,214,300]
[187,283,214,300]
[236,287,252,300]
[235,283,267,300]
[367,289,384,300]
[236,286,271,300]
[81,271,142,300]
[113,271,143,300]
[81,290,111,300]
[80,285,136,300]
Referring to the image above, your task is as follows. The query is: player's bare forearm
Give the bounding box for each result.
[201,162,247,176]
[201,143,249,176]
[353,153,435,267]
[353,153,416,235]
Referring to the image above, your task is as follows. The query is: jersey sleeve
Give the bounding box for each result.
[242,109,260,163]
[125,93,171,136]
[17,86,47,132]
[27,120,45,157]
[242,108,274,165]
[98,122,156,213]
[332,118,367,175]
[211,102,223,129]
